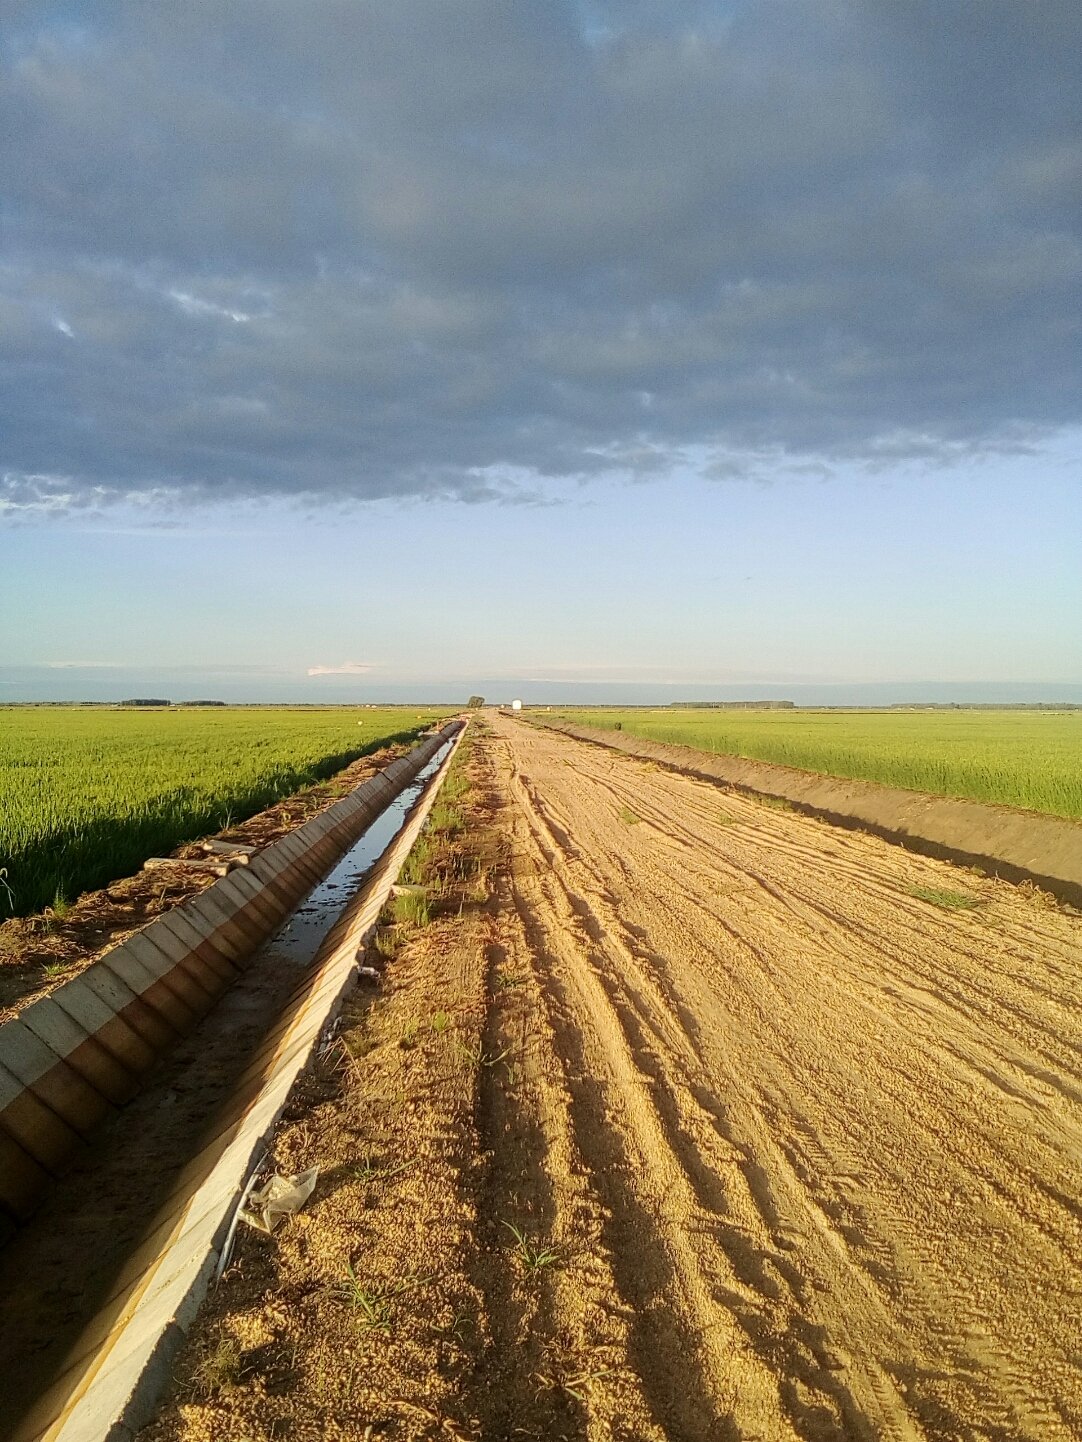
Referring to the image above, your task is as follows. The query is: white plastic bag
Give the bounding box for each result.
[239,1166,319,1233]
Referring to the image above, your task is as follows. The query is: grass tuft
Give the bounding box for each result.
[333,1266,431,1333]
[192,1334,245,1398]
[494,970,526,993]
[503,1220,560,1273]
[393,890,430,929]
[334,1265,395,1333]
[907,885,982,911]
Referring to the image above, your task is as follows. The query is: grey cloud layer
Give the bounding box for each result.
[3,1,1080,507]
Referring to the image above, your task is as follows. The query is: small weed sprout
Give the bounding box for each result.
[907,886,981,911]
[430,1009,452,1034]
[351,1154,415,1184]
[334,1266,431,1334]
[503,1221,560,1273]
[335,1265,394,1333]
[456,1039,512,1069]
[618,806,641,826]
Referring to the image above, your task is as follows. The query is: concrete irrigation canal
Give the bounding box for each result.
[0,722,465,1442]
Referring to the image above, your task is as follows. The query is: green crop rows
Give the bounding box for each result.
[0,707,449,918]
[542,708,1082,821]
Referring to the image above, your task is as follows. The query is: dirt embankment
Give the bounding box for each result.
[143,716,1081,1441]
[0,743,412,1023]
[532,718,1082,909]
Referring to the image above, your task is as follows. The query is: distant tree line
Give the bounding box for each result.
[670,700,796,710]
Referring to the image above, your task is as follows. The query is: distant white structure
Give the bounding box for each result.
[511,698,523,711]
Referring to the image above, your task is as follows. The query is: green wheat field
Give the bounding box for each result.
[543,708,1082,822]
[0,707,448,918]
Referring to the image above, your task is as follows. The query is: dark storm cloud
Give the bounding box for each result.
[2,1,1080,509]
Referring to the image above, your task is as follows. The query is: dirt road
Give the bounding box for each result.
[481,712,1082,1440]
[145,717,1081,1442]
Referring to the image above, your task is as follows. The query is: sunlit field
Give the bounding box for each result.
[0,707,450,917]
[540,708,1082,821]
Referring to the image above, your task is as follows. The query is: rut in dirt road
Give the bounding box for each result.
[488,712,1082,1442]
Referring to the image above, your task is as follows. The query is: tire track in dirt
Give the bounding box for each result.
[505,751,921,1442]
[489,713,1082,1442]
[456,738,670,1441]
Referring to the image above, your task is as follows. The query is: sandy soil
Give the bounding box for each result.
[536,718,1082,909]
[144,716,1082,1441]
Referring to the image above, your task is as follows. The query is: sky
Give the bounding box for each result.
[2,2,1080,704]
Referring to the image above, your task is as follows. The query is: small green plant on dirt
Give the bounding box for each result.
[717,810,738,826]
[447,1309,475,1342]
[618,806,641,825]
[192,1334,245,1397]
[503,1221,560,1273]
[456,1039,512,1070]
[335,1265,395,1333]
[41,960,69,978]
[399,1016,421,1049]
[430,1009,452,1034]
[350,1153,415,1184]
[393,890,430,928]
[374,926,398,960]
[49,889,71,921]
[334,1267,431,1334]
[494,969,526,993]
[906,886,982,911]
[757,795,793,811]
